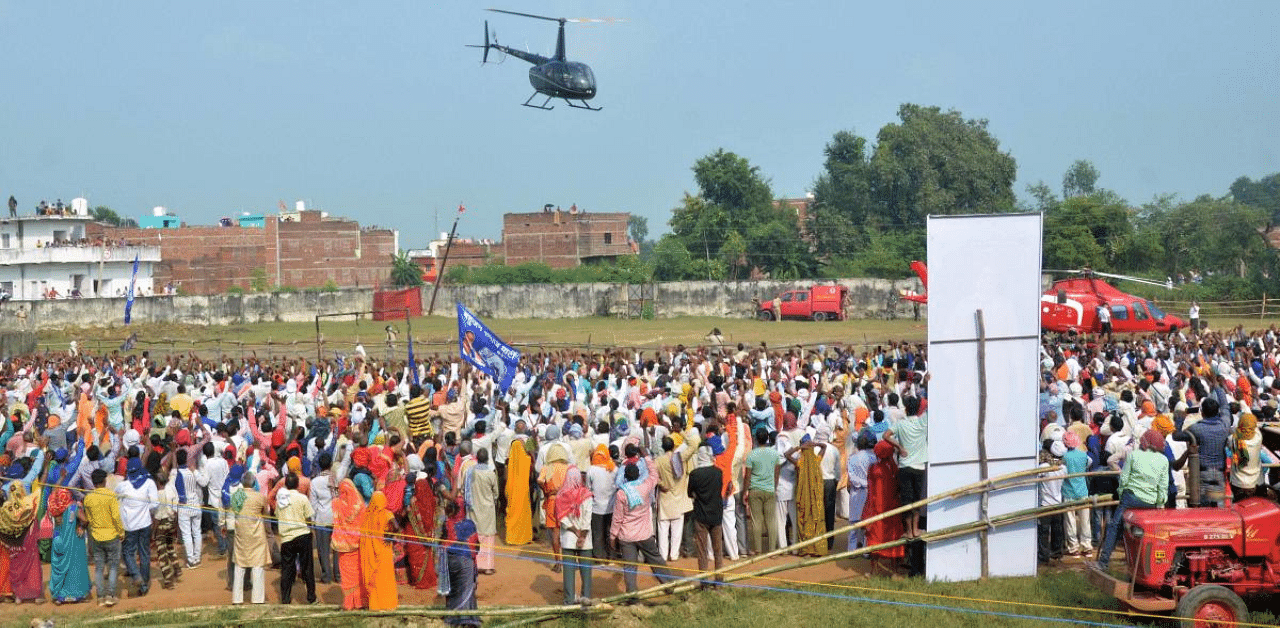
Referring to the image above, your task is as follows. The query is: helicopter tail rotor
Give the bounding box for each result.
[467,20,494,63]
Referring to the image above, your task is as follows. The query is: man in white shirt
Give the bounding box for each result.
[174,449,209,569]
[115,458,159,596]
[202,443,231,556]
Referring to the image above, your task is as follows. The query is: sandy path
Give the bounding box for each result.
[19,534,870,623]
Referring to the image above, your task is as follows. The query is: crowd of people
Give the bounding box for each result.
[1035,326,1280,571]
[0,324,1277,622]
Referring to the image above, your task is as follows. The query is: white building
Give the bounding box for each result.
[0,207,160,300]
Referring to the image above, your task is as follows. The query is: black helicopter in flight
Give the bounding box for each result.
[470,9,614,111]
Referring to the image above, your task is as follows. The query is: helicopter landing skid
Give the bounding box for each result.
[523,93,555,110]
[565,99,602,111]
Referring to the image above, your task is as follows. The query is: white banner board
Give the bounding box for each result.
[926,212,1043,581]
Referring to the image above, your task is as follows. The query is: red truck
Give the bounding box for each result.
[756,285,848,321]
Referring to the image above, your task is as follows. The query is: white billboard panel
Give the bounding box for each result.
[925,212,1042,581]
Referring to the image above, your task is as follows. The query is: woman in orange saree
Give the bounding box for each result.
[359,490,398,610]
[332,479,366,610]
[504,440,533,546]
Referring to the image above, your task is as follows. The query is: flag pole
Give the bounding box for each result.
[427,204,464,316]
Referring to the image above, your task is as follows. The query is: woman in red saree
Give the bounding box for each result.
[382,466,409,585]
[405,475,439,589]
[331,479,366,610]
[862,440,905,570]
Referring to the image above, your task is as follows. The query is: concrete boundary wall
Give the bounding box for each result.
[14,276,925,330]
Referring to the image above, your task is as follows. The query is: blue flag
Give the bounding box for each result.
[408,336,420,386]
[124,254,139,324]
[456,302,520,391]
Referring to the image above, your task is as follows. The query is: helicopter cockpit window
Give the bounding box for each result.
[1110,304,1129,321]
[1131,301,1149,321]
[1146,300,1167,320]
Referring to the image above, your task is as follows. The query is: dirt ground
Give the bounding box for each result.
[13,530,874,625]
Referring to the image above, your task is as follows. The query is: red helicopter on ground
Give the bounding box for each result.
[901,262,1187,335]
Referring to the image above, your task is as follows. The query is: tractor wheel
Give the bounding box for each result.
[758,310,774,322]
[1176,584,1249,628]
[812,311,827,322]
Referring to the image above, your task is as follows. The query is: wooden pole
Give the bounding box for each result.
[314,314,322,363]
[427,209,462,316]
[975,309,989,580]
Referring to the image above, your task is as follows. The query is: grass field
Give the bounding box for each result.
[34,315,930,359]
[9,569,1278,628]
[34,314,1280,360]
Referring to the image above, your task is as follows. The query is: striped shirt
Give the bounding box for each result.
[405,396,433,440]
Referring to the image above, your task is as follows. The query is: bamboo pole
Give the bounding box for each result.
[975,309,990,580]
[601,464,1056,605]
[628,496,1118,604]
[505,497,1118,628]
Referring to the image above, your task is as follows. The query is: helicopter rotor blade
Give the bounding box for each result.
[1087,270,1172,288]
[487,8,562,23]
[1044,268,1172,288]
[565,17,628,24]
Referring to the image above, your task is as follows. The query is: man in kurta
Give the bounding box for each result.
[232,471,269,604]
[466,448,500,574]
[538,446,572,572]
[656,428,699,562]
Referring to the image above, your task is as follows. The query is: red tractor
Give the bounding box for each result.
[1086,497,1280,627]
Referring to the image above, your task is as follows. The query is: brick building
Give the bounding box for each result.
[775,195,815,244]
[408,238,500,282]
[89,210,398,294]
[501,206,632,269]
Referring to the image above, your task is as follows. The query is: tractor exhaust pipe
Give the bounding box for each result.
[1186,432,1200,507]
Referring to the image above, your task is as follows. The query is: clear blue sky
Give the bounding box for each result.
[1,1,1276,244]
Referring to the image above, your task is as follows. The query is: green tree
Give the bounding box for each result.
[91,205,137,227]
[249,268,269,292]
[1042,194,1135,272]
[1143,196,1269,279]
[720,230,748,280]
[1062,159,1101,198]
[627,215,649,244]
[628,214,655,260]
[651,234,696,281]
[668,150,816,278]
[1024,181,1059,213]
[808,130,874,259]
[389,251,424,287]
[805,106,1017,277]
[1230,172,1280,221]
[871,104,1018,226]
